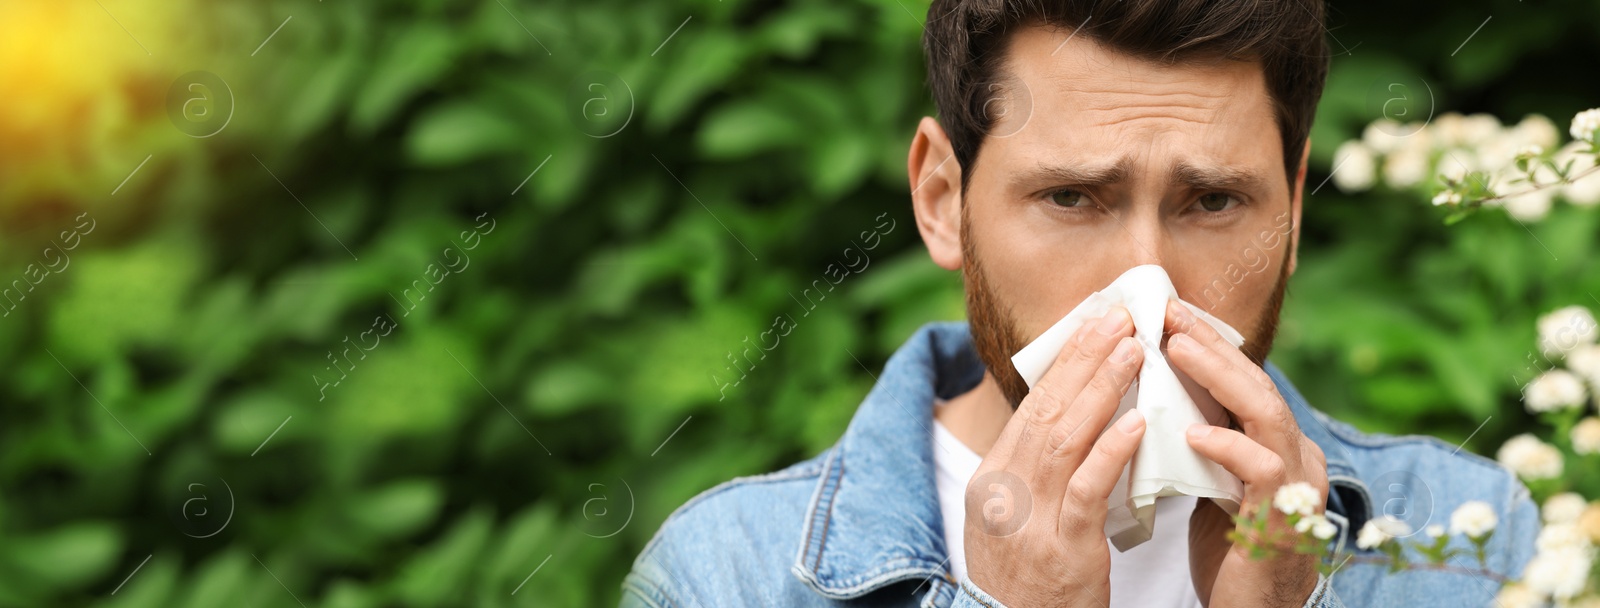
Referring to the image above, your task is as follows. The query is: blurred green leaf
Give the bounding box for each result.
[696,99,805,159]
[352,23,458,133]
[407,100,523,166]
[345,479,444,540]
[393,509,492,605]
[3,523,120,590]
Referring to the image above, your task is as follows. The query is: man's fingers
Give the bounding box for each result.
[991,307,1134,465]
[1032,307,1133,427]
[1036,336,1142,492]
[1164,299,1245,351]
[1164,302,1297,455]
[1058,408,1145,539]
[1164,300,1280,403]
[1184,424,1289,488]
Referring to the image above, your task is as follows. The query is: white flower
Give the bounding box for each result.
[1295,515,1313,532]
[1498,433,1565,480]
[1556,140,1600,206]
[1537,305,1599,357]
[1435,113,1468,147]
[1536,522,1593,553]
[1566,168,1600,207]
[1355,524,1384,550]
[1523,369,1589,413]
[1523,547,1593,600]
[1274,481,1321,517]
[1477,133,1525,173]
[1572,417,1600,456]
[1362,119,1406,153]
[1332,141,1377,192]
[1292,513,1338,541]
[1425,524,1445,538]
[1450,501,1499,539]
[1503,188,1554,222]
[1437,153,1472,183]
[1375,516,1414,537]
[1357,516,1404,549]
[1516,144,1545,159]
[1432,190,1462,206]
[1398,123,1435,155]
[1311,518,1336,541]
[1514,114,1561,150]
[1384,146,1430,189]
[1463,113,1502,145]
[1493,583,1544,608]
[1581,504,1600,545]
[1544,493,1589,524]
[1571,108,1600,143]
[1567,344,1600,385]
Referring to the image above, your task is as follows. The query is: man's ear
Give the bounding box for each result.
[1287,138,1310,276]
[908,116,965,271]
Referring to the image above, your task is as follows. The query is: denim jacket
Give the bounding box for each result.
[623,322,1540,607]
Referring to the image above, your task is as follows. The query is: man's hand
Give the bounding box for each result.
[1164,300,1328,608]
[963,307,1147,607]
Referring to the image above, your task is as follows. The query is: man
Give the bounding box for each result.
[623,0,1540,606]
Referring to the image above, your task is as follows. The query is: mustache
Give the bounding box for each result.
[959,219,1292,409]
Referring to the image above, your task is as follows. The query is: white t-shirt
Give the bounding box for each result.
[932,418,1204,608]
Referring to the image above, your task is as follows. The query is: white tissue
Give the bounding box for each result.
[1009,265,1246,551]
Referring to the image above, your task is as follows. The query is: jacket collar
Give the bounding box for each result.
[792,321,1371,599]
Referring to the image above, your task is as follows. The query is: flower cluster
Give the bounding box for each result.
[1538,306,1599,359]
[1513,304,1600,464]
[1349,502,1500,576]
[1498,433,1565,480]
[1495,494,1600,606]
[1227,482,1338,565]
[1330,109,1600,223]
[1235,307,1600,602]
[1277,482,1338,541]
[1488,304,1600,604]
[1321,108,1600,604]
[1239,484,1510,579]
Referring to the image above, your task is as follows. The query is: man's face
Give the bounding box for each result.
[951,26,1305,407]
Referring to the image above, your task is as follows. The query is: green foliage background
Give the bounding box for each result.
[1,0,1598,605]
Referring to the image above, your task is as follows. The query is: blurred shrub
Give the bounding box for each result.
[0,0,1596,606]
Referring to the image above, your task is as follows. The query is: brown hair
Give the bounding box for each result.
[922,0,1330,189]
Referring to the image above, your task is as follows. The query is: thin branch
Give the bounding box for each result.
[1334,554,1513,584]
[1472,163,1600,204]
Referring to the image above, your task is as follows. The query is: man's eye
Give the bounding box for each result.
[1049,190,1088,208]
[1196,193,1239,212]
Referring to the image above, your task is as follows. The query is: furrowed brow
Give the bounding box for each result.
[1009,159,1131,190]
[1171,161,1269,192]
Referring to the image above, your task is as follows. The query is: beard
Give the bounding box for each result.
[962,214,1292,409]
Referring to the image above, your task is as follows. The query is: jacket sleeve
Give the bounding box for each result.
[954,571,1343,607]
[619,549,682,608]
[1302,573,1345,607]
[621,572,672,608]
[952,578,1009,608]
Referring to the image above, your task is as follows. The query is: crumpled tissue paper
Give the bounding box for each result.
[1010,264,1246,551]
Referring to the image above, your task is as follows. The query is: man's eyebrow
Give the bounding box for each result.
[1170,161,1270,192]
[1010,159,1131,189]
[1009,158,1271,193]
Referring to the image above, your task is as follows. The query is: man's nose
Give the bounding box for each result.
[1110,209,1169,269]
